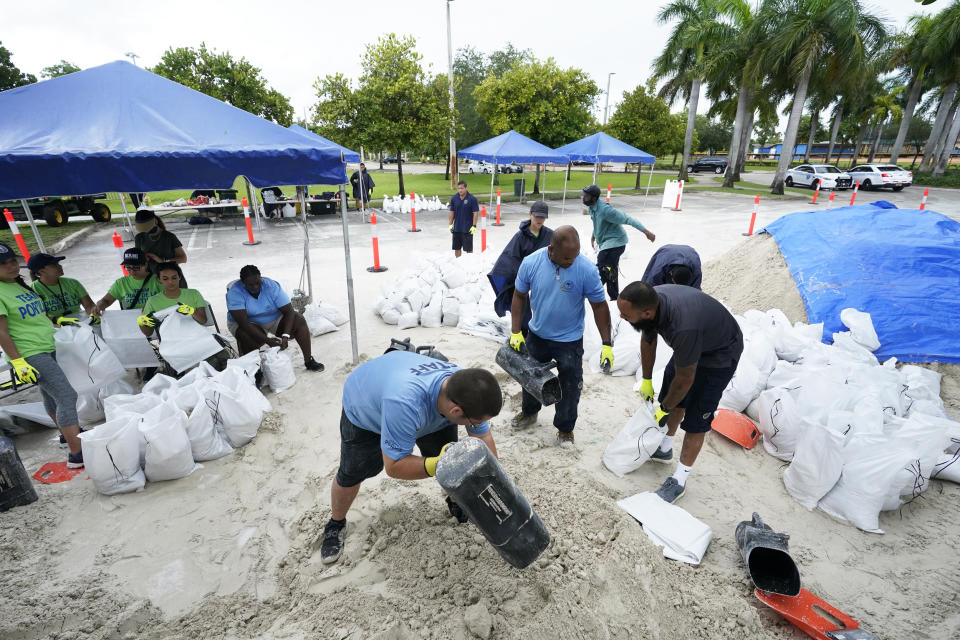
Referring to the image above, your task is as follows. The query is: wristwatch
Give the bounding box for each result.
[281,333,291,339]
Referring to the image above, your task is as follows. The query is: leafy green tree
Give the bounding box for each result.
[152,43,293,126]
[889,15,935,162]
[694,114,732,153]
[918,1,960,173]
[453,46,493,149]
[753,112,781,147]
[40,60,80,79]
[487,43,532,78]
[0,41,36,91]
[607,81,687,185]
[311,72,363,155]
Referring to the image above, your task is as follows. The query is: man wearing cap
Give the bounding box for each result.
[641,244,703,290]
[350,163,376,210]
[582,185,656,300]
[508,226,613,446]
[91,248,163,315]
[448,180,479,258]
[27,254,96,323]
[134,209,188,284]
[487,200,553,334]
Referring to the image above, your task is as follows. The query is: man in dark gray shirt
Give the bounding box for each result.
[617,282,743,503]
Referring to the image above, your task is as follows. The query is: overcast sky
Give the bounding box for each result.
[3,0,929,122]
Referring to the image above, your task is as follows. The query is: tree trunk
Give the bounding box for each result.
[933,106,960,176]
[804,109,818,163]
[379,151,384,171]
[444,156,450,181]
[825,103,843,164]
[849,126,866,169]
[919,81,958,173]
[679,76,701,181]
[493,165,499,186]
[567,162,572,180]
[867,122,883,164]
[635,163,643,189]
[671,152,678,167]
[890,71,924,164]
[736,108,754,180]
[771,69,811,194]
[533,164,541,194]
[397,149,405,196]
[930,101,958,169]
[723,82,750,188]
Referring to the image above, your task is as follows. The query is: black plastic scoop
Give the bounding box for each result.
[735,512,801,597]
[495,343,561,406]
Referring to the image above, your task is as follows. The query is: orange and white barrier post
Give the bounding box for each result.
[241,197,260,246]
[366,212,388,273]
[849,181,860,206]
[920,188,929,210]
[480,206,487,253]
[827,191,835,210]
[672,180,684,211]
[606,184,612,203]
[811,181,821,204]
[492,188,504,226]
[3,209,31,261]
[408,191,420,232]
[742,195,760,236]
[112,231,128,275]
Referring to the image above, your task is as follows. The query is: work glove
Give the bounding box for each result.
[449,224,454,232]
[654,407,670,428]
[424,442,454,477]
[10,357,39,384]
[469,225,476,235]
[509,332,526,353]
[176,304,195,316]
[600,344,614,373]
[137,314,156,328]
[56,316,79,327]
[638,378,655,402]
[88,316,101,326]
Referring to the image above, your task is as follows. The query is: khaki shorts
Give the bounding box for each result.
[227,317,281,337]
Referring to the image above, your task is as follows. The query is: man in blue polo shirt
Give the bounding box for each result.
[509,226,613,446]
[448,180,479,258]
[318,350,503,564]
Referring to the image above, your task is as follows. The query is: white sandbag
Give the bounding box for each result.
[901,364,942,408]
[225,350,261,378]
[142,373,177,396]
[76,390,105,426]
[765,360,804,390]
[156,311,223,374]
[141,410,197,482]
[163,382,208,413]
[441,296,460,327]
[201,385,263,448]
[79,416,145,495]
[304,305,338,336]
[211,366,271,412]
[315,301,348,326]
[932,451,960,483]
[783,424,844,509]
[381,308,401,325]
[718,360,763,413]
[766,309,822,362]
[104,393,164,422]
[441,265,467,289]
[757,387,807,461]
[602,403,667,477]
[405,288,428,313]
[262,346,296,393]
[825,402,884,438]
[185,392,235,461]
[840,308,881,352]
[420,302,443,328]
[457,304,510,342]
[745,397,760,422]
[99,379,135,400]
[397,311,420,329]
[54,325,124,394]
[616,492,713,565]
[883,413,955,505]
[831,332,879,366]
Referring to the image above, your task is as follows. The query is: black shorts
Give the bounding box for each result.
[452,231,474,252]
[658,357,738,434]
[335,410,459,487]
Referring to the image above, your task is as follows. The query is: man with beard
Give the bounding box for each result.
[617,281,743,503]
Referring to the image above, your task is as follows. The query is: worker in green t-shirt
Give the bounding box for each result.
[92,248,163,316]
[0,242,83,468]
[134,209,188,285]
[28,253,96,322]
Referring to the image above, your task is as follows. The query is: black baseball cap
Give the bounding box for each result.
[27,253,66,273]
[582,185,602,199]
[0,242,20,263]
[122,248,147,265]
[530,200,549,218]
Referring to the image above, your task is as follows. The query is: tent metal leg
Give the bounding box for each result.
[338,184,359,365]
[116,195,134,240]
[561,172,568,215]
[297,186,313,302]
[489,170,494,207]
[642,162,654,210]
[19,199,46,253]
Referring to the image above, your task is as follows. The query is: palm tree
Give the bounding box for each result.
[918,1,960,173]
[866,82,904,163]
[889,15,935,163]
[763,0,887,195]
[652,0,727,181]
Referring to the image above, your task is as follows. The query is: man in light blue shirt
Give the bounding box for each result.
[319,350,503,564]
[508,226,613,445]
[583,185,656,300]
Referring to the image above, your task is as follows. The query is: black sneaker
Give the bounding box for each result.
[254,369,264,389]
[655,477,686,504]
[59,434,67,448]
[320,519,346,564]
[66,450,84,469]
[649,447,673,464]
[305,357,325,372]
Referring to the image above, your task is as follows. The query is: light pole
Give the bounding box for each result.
[603,72,616,126]
[446,0,458,188]
[125,52,140,67]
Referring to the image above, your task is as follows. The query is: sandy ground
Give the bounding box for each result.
[2,188,959,639]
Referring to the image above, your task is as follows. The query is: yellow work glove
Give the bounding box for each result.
[56,316,79,326]
[654,407,670,427]
[10,357,38,384]
[600,344,614,373]
[509,332,525,353]
[638,378,655,402]
[88,316,101,325]
[449,224,454,232]
[424,442,454,477]
[137,314,156,328]
[176,304,195,316]
[469,225,476,235]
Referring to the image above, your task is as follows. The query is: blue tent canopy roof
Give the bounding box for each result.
[0,60,347,200]
[459,130,569,164]
[288,124,361,163]
[554,132,655,164]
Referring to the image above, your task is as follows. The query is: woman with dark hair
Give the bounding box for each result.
[134,209,188,284]
[0,243,83,468]
[28,253,97,323]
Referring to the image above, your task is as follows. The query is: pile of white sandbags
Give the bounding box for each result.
[373,252,509,341]
[381,193,445,214]
[725,307,959,533]
[79,352,271,495]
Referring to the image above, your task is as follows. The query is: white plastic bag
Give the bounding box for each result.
[783,424,844,509]
[602,404,667,477]
[156,311,223,374]
[840,308,880,352]
[202,385,263,447]
[79,417,146,495]
[141,410,197,482]
[104,393,164,422]
[315,302,348,326]
[441,297,460,327]
[304,305,338,336]
[398,311,420,330]
[185,392,235,461]
[262,346,296,393]
[76,390,105,426]
[142,373,177,396]
[932,451,960,484]
[718,360,763,413]
[54,325,125,394]
[757,388,808,461]
[226,350,262,378]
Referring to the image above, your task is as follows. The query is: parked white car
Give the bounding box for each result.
[500,162,523,174]
[846,164,913,191]
[467,161,494,174]
[784,164,853,190]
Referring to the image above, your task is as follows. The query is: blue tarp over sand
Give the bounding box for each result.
[763,203,960,363]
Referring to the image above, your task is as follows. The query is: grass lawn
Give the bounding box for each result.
[0,220,105,255]
[709,176,811,198]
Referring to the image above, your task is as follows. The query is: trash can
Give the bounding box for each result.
[513,179,525,197]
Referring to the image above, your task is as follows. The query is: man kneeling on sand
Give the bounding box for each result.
[319,350,503,564]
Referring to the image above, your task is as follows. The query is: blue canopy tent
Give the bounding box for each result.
[288,124,361,163]
[459,130,570,207]
[0,61,361,362]
[554,132,657,209]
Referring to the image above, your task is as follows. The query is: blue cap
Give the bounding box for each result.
[0,242,19,262]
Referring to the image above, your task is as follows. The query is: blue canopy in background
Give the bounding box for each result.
[554,132,655,163]
[288,124,361,163]
[459,130,569,164]
[763,203,960,363]
[0,60,347,200]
